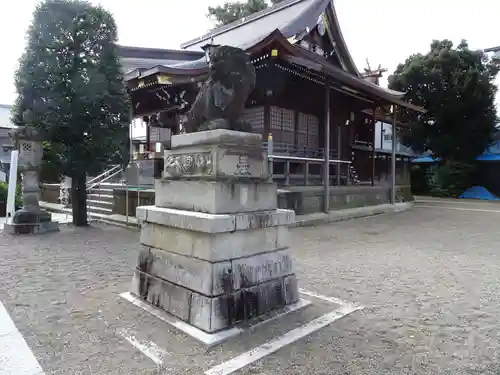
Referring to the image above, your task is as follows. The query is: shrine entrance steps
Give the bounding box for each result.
[86,182,122,217]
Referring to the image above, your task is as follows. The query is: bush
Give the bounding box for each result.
[0,182,7,203]
[15,183,23,208]
[428,161,476,197]
[0,181,23,208]
[410,164,429,194]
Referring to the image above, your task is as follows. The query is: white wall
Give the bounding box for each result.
[0,105,15,167]
[374,121,414,154]
[130,118,146,139]
[0,105,14,129]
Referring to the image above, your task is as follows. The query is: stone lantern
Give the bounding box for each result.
[4,122,59,234]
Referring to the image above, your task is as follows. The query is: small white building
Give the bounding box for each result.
[374,121,414,155]
[0,104,16,181]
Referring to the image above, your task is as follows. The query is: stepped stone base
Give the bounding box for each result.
[128,130,300,335]
[131,269,299,333]
[4,220,59,235]
[131,205,298,333]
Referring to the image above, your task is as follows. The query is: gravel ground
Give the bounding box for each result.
[2,199,500,374]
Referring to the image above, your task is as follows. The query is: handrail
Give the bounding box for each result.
[262,141,336,159]
[269,154,352,164]
[86,166,123,192]
[86,164,121,186]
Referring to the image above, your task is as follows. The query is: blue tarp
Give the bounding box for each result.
[477,154,500,161]
[460,186,500,200]
[412,156,439,163]
[413,154,500,163]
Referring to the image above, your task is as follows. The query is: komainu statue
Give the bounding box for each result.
[184,45,256,133]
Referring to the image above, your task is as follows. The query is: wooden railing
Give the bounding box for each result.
[269,154,353,186]
[128,146,355,187]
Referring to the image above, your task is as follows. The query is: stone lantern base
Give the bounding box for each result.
[5,125,61,234]
[4,208,60,235]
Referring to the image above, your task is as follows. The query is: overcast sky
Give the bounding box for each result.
[1,0,499,107]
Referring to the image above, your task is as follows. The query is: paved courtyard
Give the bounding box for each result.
[2,198,500,374]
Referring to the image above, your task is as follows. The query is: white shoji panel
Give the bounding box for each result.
[282,109,294,132]
[308,135,319,149]
[270,106,296,147]
[270,106,282,130]
[241,106,264,133]
[307,114,319,149]
[282,130,294,145]
[298,112,308,133]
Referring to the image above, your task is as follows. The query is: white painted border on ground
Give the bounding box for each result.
[120,290,362,375]
[120,292,311,346]
[416,199,499,205]
[204,303,363,375]
[117,328,169,365]
[416,205,500,213]
[0,301,45,375]
[299,288,350,306]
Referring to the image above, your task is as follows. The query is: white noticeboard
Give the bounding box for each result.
[6,150,19,223]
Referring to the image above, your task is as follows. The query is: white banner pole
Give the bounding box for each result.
[6,150,19,224]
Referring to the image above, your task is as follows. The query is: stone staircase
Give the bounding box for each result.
[348,164,360,185]
[86,182,123,217]
[86,165,123,217]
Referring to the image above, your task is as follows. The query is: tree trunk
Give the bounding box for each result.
[71,172,88,226]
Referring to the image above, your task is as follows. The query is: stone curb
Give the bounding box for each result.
[39,201,414,231]
[290,202,414,228]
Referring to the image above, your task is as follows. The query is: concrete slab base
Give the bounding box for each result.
[3,220,60,235]
[291,202,414,228]
[120,291,311,346]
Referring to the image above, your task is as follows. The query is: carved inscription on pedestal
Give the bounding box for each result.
[164,152,213,177]
[235,155,251,177]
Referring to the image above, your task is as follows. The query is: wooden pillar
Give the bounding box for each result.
[371,106,377,186]
[263,103,270,139]
[323,82,331,213]
[391,106,397,204]
[128,109,134,162]
[380,122,384,149]
[336,119,341,186]
[145,120,151,152]
[293,110,299,149]
[263,102,272,181]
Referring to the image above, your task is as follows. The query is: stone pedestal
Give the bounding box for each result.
[4,126,59,235]
[129,130,299,334]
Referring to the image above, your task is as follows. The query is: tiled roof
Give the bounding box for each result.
[122,57,194,72]
[119,46,204,73]
[181,0,327,51]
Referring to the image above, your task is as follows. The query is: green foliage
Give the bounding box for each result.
[389,39,498,163]
[12,0,129,179]
[12,0,130,224]
[208,0,285,26]
[0,182,7,203]
[15,183,23,208]
[40,141,63,183]
[409,164,428,194]
[0,182,23,208]
[427,161,476,197]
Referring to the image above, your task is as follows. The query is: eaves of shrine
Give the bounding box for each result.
[124,0,425,114]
